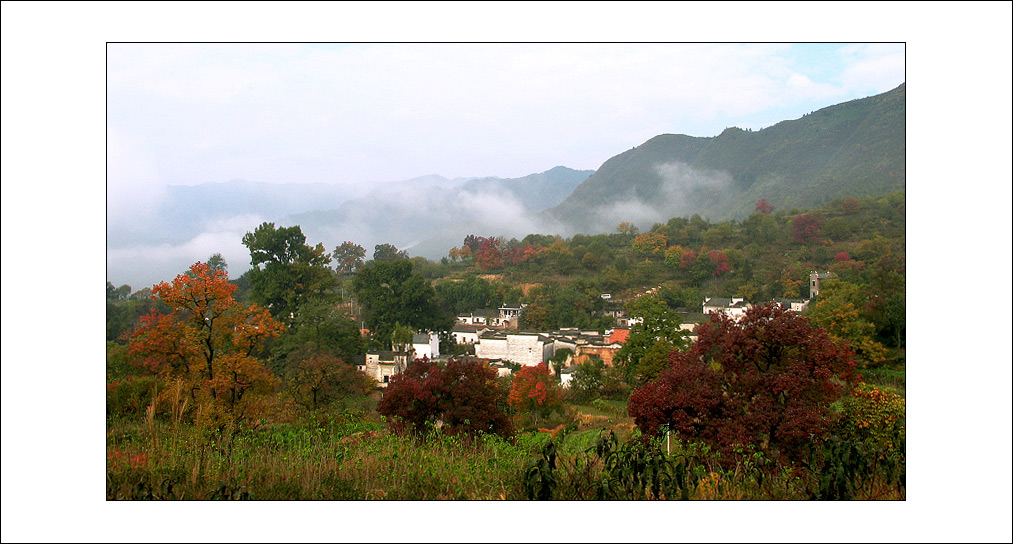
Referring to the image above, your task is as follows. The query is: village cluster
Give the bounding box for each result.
[358,272,832,387]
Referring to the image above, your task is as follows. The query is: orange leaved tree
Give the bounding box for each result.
[508,363,562,416]
[129,262,285,424]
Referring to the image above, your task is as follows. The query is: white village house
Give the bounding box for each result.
[412,332,440,360]
[474,331,554,367]
[363,350,401,387]
[702,297,752,321]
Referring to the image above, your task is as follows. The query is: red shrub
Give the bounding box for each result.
[378,358,512,438]
[628,303,858,465]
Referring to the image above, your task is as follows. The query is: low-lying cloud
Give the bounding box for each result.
[107,213,268,291]
[584,162,735,231]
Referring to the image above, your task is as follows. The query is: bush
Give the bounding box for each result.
[377,358,513,438]
[628,303,858,467]
[566,358,631,404]
[508,363,563,416]
[107,376,159,417]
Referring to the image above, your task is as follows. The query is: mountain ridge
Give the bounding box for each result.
[547,83,905,232]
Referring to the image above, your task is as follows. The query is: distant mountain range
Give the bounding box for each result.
[288,166,594,259]
[547,83,905,233]
[109,83,905,287]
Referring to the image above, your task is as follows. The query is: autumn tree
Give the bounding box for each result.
[663,245,684,270]
[678,248,697,270]
[616,222,640,236]
[241,222,337,324]
[128,262,285,423]
[839,197,862,214]
[504,243,539,265]
[805,279,887,368]
[462,234,482,255]
[475,237,504,271]
[508,363,563,416]
[332,241,366,274]
[632,231,668,257]
[755,198,775,214]
[792,213,821,244]
[708,250,732,277]
[377,358,512,438]
[538,239,577,273]
[628,303,858,465]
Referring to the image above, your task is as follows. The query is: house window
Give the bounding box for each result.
[383,375,389,383]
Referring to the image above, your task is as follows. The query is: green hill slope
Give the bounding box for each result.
[549,83,905,233]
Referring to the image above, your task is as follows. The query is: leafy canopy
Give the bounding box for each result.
[628,303,858,465]
[129,262,284,422]
[377,358,512,438]
[616,295,688,383]
[241,222,337,324]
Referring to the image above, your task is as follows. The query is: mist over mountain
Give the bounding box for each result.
[106,168,590,288]
[106,174,477,288]
[547,83,905,234]
[287,166,593,260]
[108,85,904,289]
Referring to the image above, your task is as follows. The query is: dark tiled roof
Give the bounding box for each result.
[367,350,396,361]
[703,297,749,308]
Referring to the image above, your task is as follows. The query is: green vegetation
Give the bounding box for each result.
[549,84,904,232]
[107,186,905,500]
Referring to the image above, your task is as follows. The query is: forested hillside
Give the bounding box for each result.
[549,83,905,232]
[107,187,905,500]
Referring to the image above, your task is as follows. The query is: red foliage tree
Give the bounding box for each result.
[709,250,731,277]
[475,237,504,270]
[792,213,821,244]
[377,357,512,438]
[508,363,563,415]
[835,251,851,262]
[754,198,775,214]
[129,262,284,419]
[628,303,858,465]
[679,248,698,269]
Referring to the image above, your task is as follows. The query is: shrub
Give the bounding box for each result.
[107,376,159,417]
[377,358,513,438]
[508,363,563,416]
[628,303,858,466]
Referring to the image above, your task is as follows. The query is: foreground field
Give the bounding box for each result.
[106,394,904,501]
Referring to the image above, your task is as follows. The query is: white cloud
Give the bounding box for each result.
[838,43,906,93]
[103,42,908,285]
[106,218,260,289]
[106,43,906,189]
[106,126,167,232]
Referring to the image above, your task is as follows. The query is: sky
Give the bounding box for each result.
[107,42,904,187]
[3,2,1012,543]
[105,42,905,288]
